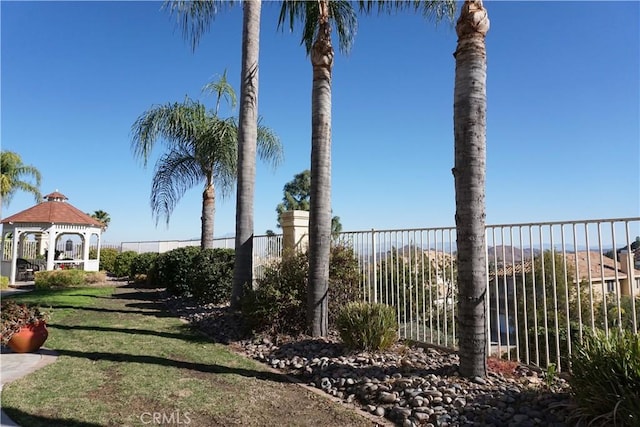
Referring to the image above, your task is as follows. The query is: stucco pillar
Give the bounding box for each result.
[620,250,635,296]
[281,210,309,253]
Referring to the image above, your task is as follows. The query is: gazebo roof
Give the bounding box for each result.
[1,191,103,227]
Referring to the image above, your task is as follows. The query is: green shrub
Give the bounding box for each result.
[111,251,137,278]
[336,302,398,351]
[35,270,106,289]
[188,248,235,304]
[241,245,362,336]
[0,276,9,290]
[154,246,202,296]
[242,250,308,335]
[98,248,119,274]
[568,329,640,426]
[129,252,159,284]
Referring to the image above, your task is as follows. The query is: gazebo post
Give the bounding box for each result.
[82,231,90,269]
[10,229,20,285]
[46,228,56,271]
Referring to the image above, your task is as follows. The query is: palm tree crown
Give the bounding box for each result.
[0,151,42,208]
[89,210,111,232]
[130,77,282,249]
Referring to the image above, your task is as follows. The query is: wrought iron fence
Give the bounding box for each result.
[337,218,639,371]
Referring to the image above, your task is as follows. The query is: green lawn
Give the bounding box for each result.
[1,285,375,427]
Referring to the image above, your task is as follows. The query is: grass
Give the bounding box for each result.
[1,285,376,427]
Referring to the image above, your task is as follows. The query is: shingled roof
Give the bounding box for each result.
[1,191,104,227]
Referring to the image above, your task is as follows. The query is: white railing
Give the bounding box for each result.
[483,218,639,371]
[2,241,119,261]
[337,218,639,371]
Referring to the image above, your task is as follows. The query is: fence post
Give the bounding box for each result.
[372,229,377,303]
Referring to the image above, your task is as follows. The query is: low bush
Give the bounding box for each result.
[336,302,398,352]
[129,252,159,284]
[97,248,119,274]
[111,251,137,279]
[241,244,361,336]
[188,248,235,304]
[35,270,106,289]
[242,250,308,336]
[568,329,640,426]
[0,276,9,290]
[152,247,235,303]
[154,246,201,296]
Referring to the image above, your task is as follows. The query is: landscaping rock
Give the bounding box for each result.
[162,291,574,426]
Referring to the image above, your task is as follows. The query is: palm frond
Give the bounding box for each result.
[256,118,284,170]
[278,1,312,53]
[357,0,456,24]
[196,116,238,199]
[131,98,207,167]
[202,69,237,115]
[415,0,456,24]
[150,148,203,227]
[278,1,356,55]
[163,0,235,51]
[0,151,42,205]
[328,1,357,54]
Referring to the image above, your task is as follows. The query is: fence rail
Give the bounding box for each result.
[2,241,119,261]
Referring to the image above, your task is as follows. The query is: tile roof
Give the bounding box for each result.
[489,252,639,281]
[1,191,103,227]
[565,251,640,281]
[489,261,533,278]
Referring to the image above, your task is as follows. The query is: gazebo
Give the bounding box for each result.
[1,191,103,284]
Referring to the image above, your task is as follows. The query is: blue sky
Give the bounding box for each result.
[2,1,639,245]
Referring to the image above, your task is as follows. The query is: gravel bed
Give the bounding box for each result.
[162,292,574,427]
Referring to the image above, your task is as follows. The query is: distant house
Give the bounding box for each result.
[487,250,639,346]
[565,250,640,297]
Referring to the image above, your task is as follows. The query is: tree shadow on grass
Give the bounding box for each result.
[2,407,104,427]
[54,349,292,384]
[124,301,171,313]
[109,286,165,302]
[40,304,173,318]
[48,324,209,344]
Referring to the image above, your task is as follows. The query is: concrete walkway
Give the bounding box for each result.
[1,284,58,427]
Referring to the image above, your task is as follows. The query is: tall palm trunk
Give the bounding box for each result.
[201,183,215,249]
[307,0,333,337]
[453,0,490,378]
[231,0,261,308]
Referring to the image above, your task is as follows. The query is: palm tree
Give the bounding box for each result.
[279,1,455,337]
[453,0,490,378]
[166,0,264,308]
[89,210,111,232]
[0,151,42,208]
[232,0,263,307]
[278,0,357,337]
[131,78,282,249]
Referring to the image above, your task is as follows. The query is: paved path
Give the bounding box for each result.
[1,284,58,427]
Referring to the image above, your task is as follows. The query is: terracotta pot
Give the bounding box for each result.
[7,321,49,353]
